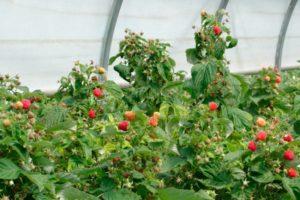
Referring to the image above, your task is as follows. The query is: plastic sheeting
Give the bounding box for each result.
[0,0,299,91]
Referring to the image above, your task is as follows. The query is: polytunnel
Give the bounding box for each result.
[1,1,300,199]
[0,0,299,91]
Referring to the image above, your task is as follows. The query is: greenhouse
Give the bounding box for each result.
[0,0,300,199]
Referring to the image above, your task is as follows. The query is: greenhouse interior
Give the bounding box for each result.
[0,0,300,199]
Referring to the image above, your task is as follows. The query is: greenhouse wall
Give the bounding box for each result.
[0,0,299,91]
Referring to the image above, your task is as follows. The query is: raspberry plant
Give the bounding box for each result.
[110,30,184,114]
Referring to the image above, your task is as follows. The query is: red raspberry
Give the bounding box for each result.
[93,88,103,98]
[118,121,129,131]
[283,134,293,142]
[209,102,218,111]
[213,25,222,35]
[22,99,31,110]
[283,150,295,161]
[149,116,158,127]
[88,109,96,119]
[248,141,257,152]
[287,168,298,178]
[256,131,267,141]
[275,76,282,84]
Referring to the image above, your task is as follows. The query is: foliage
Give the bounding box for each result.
[110,30,184,113]
[0,11,300,200]
[184,11,240,105]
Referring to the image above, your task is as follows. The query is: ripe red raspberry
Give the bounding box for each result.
[209,101,218,111]
[275,76,281,84]
[93,88,103,98]
[149,116,158,127]
[21,99,31,110]
[118,121,129,131]
[287,168,298,178]
[248,141,257,152]
[88,109,96,119]
[283,150,295,161]
[283,134,293,142]
[213,25,222,35]
[256,131,267,141]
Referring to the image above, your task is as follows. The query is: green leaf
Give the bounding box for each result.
[158,188,213,200]
[0,158,21,180]
[250,163,274,183]
[132,170,144,179]
[214,40,226,59]
[294,120,300,134]
[160,156,187,173]
[59,187,98,200]
[103,189,141,200]
[101,125,119,137]
[33,156,55,173]
[22,172,54,192]
[224,150,244,162]
[159,102,170,119]
[183,79,199,99]
[186,48,199,64]
[223,107,253,129]
[212,118,234,138]
[282,177,300,200]
[114,64,131,82]
[231,168,246,180]
[157,64,168,81]
[294,95,300,113]
[227,38,238,48]
[200,171,233,189]
[191,61,218,93]
[103,81,124,98]
[162,81,183,92]
[109,53,121,65]
[72,166,104,177]
[99,177,116,192]
[39,106,75,132]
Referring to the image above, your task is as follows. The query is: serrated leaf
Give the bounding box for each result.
[200,171,233,189]
[158,188,213,200]
[114,64,131,82]
[223,107,252,129]
[59,187,98,200]
[191,61,218,93]
[22,172,54,192]
[103,189,141,200]
[282,177,300,200]
[0,158,21,180]
[160,156,186,173]
[39,106,75,132]
[103,81,124,98]
[224,150,244,162]
[186,48,199,64]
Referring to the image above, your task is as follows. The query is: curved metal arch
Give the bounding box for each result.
[216,0,229,22]
[100,0,123,70]
[275,0,298,69]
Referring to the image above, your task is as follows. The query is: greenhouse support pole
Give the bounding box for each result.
[275,0,297,70]
[216,0,229,22]
[100,0,123,70]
